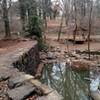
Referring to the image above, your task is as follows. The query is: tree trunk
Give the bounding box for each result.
[73,0,77,43]
[43,11,47,29]
[42,0,47,29]
[58,14,63,41]
[88,0,93,60]
[19,0,26,32]
[65,15,69,26]
[2,0,11,38]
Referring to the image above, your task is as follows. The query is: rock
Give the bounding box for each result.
[30,79,53,94]
[36,90,62,100]
[8,80,15,89]
[64,50,68,54]
[65,55,69,58]
[40,54,46,60]
[8,83,35,100]
[8,74,34,89]
[0,75,9,82]
[0,67,12,82]
[47,52,56,59]
[70,52,81,58]
[56,47,61,52]
[47,52,53,59]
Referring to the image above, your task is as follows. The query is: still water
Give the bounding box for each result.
[40,62,90,100]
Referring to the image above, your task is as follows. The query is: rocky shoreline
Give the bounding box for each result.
[0,40,61,100]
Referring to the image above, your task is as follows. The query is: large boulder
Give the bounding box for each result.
[8,83,35,100]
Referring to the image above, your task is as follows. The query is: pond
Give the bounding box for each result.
[40,62,90,100]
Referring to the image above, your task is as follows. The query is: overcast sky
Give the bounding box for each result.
[12,0,54,1]
[13,0,17,2]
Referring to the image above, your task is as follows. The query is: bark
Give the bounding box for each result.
[19,0,26,31]
[88,0,93,60]
[73,0,77,43]
[64,0,71,26]
[43,11,47,29]
[42,0,47,29]
[58,14,64,41]
[2,0,11,38]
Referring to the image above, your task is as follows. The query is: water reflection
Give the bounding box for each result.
[41,62,89,100]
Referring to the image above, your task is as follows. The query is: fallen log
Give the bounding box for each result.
[35,63,44,79]
[66,59,96,71]
[30,79,62,100]
[91,90,100,100]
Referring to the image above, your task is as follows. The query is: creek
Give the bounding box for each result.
[40,62,90,100]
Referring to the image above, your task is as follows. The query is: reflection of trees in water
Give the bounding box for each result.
[41,62,89,100]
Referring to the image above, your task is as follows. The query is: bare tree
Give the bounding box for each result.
[73,0,77,43]
[58,14,64,41]
[19,0,26,31]
[42,0,47,29]
[64,0,71,26]
[2,0,11,38]
[88,0,93,60]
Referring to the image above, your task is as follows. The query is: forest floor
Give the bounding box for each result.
[0,19,100,55]
[40,19,100,71]
[0,38,31,54]
[45,19,100,52]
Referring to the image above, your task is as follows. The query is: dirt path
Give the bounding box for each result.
[0,39,34,54]
[46,34,100,52]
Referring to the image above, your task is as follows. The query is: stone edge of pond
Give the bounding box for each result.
[0,40,61,100]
